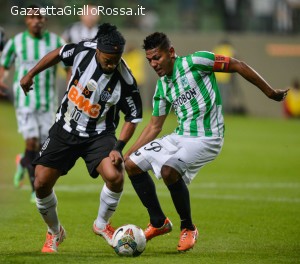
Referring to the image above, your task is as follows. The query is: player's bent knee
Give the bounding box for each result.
[34,165,60,196]
[124,158,142,176]
[99,165,124,187]
[103,172,124,192]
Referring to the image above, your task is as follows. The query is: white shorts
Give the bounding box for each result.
[16,109,54,143]
[129,133,224,184]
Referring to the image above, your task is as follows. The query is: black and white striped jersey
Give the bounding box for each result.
[56,41,143,137]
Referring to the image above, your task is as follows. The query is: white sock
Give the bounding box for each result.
[36,191,60,234]
[95,184,122,229]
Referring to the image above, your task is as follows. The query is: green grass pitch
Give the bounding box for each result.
[0,101,299,264]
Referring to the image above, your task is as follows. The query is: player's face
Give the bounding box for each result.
[145,47,175,77]
[96,49,122,74]
[25,9,46,37]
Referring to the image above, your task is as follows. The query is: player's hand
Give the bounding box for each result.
[20,74,34,96]
[269,88,289,101]
[123,153,130,161]
[0,81,8,97]
[109,150,124,166]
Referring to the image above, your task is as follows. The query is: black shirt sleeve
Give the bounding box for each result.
[59,43,77,66]
[119,79,143,123]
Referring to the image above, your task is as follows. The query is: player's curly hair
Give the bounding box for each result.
[143,32,171,51]
[92,23,125,48]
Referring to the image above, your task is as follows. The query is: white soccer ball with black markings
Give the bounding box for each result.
[112,224,146,257]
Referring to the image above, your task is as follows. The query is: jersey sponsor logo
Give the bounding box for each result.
[68,85,101,118]
[73,80,91,96]
[62,48,75,59]
[126,96,137,117]
[172,87,199,109]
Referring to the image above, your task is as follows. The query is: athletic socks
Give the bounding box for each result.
[129,172,166,228]
[167,178,194,231]
[95,184,122,229]
[36,191,60,234]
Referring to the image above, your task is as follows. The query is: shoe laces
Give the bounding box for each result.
[103,224,115,238]
[44,233,57,249]
[144,223,153,234]
[179,229,188,242]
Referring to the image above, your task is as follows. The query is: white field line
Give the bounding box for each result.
[1,182,299,203]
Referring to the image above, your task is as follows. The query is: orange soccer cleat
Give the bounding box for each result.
[177,225,198,252]
[93,221,115,246]
[144,217,173,241]
[41,226,66,253]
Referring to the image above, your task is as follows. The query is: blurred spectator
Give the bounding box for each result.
[138,9,159,31]
[220,0,251,32]
[123,43,148,107]
[0,27,5,52]
[251,0,277,32]
[287,0,300,33]
[62,4,100,43]
[275,0,293,33]
[123,43,146,90]
[179,0,197,30]
[283,78,300,118]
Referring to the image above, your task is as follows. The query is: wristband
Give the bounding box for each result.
[113,140,126,153]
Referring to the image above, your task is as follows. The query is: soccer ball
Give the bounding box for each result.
[112,224,146,257]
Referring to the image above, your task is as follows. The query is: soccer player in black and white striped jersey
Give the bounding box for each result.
[20,23,143,253]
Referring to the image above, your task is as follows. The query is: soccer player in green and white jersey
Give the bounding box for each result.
[0,5,65,202]
[124,32,289,252]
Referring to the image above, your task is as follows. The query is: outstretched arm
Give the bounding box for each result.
[124,115,167,160]
[214,56,288,101]
[20,47,62,96]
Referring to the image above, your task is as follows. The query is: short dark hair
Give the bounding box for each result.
[143,32,171,51]
[27,4,43,9]
[93,23,125,54]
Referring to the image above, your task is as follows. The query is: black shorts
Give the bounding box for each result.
[33,122,116,178]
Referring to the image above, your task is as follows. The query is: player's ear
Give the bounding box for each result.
[169,46,175,58]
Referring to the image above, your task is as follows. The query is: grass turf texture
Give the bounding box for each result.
[0,101,299,264]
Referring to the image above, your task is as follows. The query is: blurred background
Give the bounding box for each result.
[1,0,300,117]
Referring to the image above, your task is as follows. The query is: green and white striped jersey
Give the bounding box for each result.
[0,30,64,112]
[152,51,224,137]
